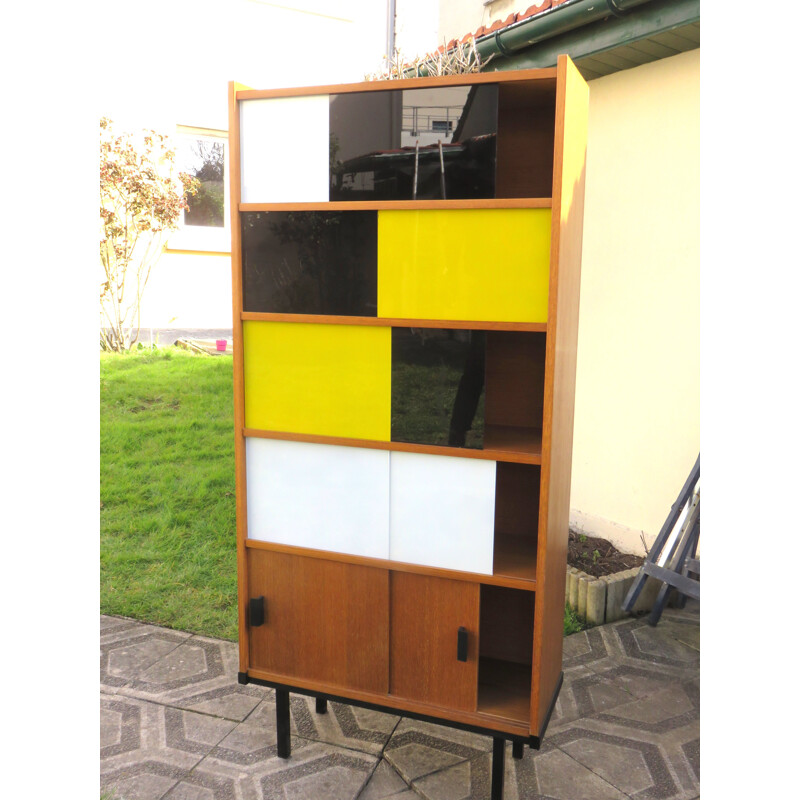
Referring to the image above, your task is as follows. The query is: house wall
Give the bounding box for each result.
[570,49,700,554]
[105,0,389,330]
[439,0,521,40]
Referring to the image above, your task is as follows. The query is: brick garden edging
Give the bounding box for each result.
[566,566,667,626]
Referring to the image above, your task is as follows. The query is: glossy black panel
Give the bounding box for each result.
[329,85,497,201]
[241,211,377,316]
[392,328,485,449]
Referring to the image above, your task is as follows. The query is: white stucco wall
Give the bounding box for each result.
[570,49,700,554]
[103,0,390,330]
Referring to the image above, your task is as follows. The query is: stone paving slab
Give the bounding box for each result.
[101,602,699,799]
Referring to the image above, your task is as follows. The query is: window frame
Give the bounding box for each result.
[166,125,231,254]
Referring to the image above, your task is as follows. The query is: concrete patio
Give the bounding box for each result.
[101,600,699,800]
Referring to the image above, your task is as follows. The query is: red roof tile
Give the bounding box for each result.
[402,0,576,70]
[517,2,552,23]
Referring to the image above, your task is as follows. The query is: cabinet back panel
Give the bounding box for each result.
[485,332,546,430]
[248,550,389,694]
[480,585,535,665]
[496,84,555,199]
[377,209,551,323]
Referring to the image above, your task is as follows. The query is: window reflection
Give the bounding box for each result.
[241,211,377,316]
[392,328,486,449]
[181,137,225,227]
[329,85,498,201]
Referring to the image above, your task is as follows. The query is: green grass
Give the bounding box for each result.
[101,347,586,641]
[563,604,587,636]
[100,348,238,640]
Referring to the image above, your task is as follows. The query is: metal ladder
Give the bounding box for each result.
[622,455,700,626]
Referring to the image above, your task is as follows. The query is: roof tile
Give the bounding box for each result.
[517,2,552,23]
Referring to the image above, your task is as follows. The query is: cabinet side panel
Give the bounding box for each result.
[533,56,589,736]
[230,82,251,673]
[245,438,390,560]
[240,96,329,203]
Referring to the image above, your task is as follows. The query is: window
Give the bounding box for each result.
[167,126,230,252]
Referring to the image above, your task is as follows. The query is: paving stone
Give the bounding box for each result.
[105,766,179,800]
[386,742,465,783]
[387,718,494,755]
[533,748,628,799]
[173,683,270,722]
[412,756,489,800]
[256,743,377,800]
[560,736,653,795]
[359,760,411,799]
[288,695,401,756]
[104,634,186,682]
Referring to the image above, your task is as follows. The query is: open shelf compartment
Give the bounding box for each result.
[477,584,534,724]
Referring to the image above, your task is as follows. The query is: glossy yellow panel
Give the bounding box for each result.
[243,321,391,441]
[378,209,551,323]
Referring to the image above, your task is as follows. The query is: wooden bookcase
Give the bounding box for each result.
[229,55,588,789]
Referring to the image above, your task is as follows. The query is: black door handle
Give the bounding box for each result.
[250,596,265,627]
[457,626,468,661]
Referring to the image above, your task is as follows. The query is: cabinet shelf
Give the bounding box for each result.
[493,533,538,584]
[240,311,547,333]
[244,538,537,592]
[240,198,552,212]
[242,427,542,465]
[477,658,531,724]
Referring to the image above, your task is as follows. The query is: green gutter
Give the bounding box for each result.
[485,0,700,72]
[409,0,698,76]
[476,0,654,58]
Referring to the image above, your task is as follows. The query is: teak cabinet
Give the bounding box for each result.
[229,56,589,759]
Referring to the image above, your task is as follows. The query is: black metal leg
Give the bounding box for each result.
[315,696,328,714]
[512,740,524,760]
[492,737,505,799]
[276,688,291,758]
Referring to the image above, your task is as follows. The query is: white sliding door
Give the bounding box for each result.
[245,438,390,559]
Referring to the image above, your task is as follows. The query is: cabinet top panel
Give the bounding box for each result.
[234,67,558,101]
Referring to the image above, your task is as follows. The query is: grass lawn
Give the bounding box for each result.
[100,346,585,641]
[100,348,238,640]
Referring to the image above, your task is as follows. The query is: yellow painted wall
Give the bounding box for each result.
[570,50,700,554]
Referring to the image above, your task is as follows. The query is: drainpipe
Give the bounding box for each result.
[386,0,396,67]
[411,0,656,75]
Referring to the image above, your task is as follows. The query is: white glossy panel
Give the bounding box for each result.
[245,438,390,559]
[239,96,329,203]
[389,451,496,575]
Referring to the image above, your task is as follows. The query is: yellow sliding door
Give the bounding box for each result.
[243,321,391,441]
[377,209,551,323]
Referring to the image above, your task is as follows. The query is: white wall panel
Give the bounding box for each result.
[246,438,390,559]
[389,451,496,574]
[240,96,329,203]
